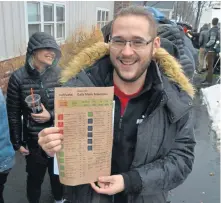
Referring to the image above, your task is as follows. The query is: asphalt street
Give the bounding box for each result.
[3,75,220,203]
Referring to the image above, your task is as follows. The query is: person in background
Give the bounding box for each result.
[0,88,15,203]
[198,23,209,73]
[6,32,63,203]
[202,17,220,85]
[38,6,196,203]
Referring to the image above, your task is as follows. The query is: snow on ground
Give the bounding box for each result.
[201,84,221,144]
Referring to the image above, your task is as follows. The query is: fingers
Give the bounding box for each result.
[47,145,62,157]
[38,127,61,137]
[90,182,112,195]
[38,128,63,155]
[44,139,62,150]
[38,133,63,149]
[32,117,44,123]
[97,182,106,188]
[19,146,30,156]
[31,113,41,118]
[98,176,114,183]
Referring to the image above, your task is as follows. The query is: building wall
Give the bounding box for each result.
[199,8,221,31]
[66,1,114,38]
[114,1,130,16]
[0,1,26,61]
[0,1,114,62]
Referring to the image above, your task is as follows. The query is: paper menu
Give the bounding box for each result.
[54,87,114,186]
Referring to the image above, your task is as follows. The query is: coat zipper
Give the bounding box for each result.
[127,99,166,203]
[40,81,50,98]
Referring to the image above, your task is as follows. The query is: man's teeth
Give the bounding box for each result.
[121,60,135,65]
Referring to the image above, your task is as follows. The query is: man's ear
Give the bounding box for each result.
[152,37,161,56]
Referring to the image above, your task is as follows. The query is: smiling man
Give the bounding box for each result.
[38,6,196,203]
[7,32,63,203]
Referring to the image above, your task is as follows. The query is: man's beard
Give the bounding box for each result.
[113,59,151,83]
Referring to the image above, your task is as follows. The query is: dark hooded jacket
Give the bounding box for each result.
[205,25,220,52]
[7,32,61,151]
[157,24,195,80]
[199,25,209,48]
[60,42,196,203]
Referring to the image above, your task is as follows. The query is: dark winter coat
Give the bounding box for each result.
[199,25,209,48]
[7,32,61,151]
[205,26,220,52]
[157,24,195,80]
[60,42,196,203]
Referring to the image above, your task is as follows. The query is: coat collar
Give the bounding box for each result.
[60,42,194,121]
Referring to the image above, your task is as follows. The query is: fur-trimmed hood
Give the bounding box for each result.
[60,42,195,98]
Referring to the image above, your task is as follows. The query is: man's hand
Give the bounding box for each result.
[38,127,63,157]
[19,146,29,156]
[91,175,125,195]
[31,103,51,123]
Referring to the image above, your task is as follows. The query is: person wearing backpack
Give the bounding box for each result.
[202,18,220,85]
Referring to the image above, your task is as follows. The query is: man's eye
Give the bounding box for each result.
[114,40,125,44]
[133,41,144,46]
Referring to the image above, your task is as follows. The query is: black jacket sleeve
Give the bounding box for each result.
[49,110,54,121]
[6,73,22,150]
[121,170,142,194]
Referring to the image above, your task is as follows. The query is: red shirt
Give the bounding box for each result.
[114,84,143,116]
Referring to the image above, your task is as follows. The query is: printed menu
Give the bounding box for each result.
[54,87,114,186]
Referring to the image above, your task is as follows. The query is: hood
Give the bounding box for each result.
[101,21,112,43]
[157,24,182,42]
[201,24,209,31]
[26,32,61,69]
[60,42,194,98]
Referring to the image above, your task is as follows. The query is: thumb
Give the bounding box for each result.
[41,103,46,110]
[24,148,29,152]
[98,176,114,183]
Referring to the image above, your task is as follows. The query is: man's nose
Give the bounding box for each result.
[121,42,134,56]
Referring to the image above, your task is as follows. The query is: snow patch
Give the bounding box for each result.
[201,84,221,143]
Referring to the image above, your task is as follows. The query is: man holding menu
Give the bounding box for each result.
[38,6,196,203]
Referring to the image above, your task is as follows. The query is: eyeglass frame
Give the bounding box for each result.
[109,36,154,51]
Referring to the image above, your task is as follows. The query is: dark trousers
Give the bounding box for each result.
[26,152,63,203]
[205,51,216,83]
[0,171,9,203]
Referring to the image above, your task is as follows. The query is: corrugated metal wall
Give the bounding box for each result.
[0,1,26,61]
[66,1,114,38]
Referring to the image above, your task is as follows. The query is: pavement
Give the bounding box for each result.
[3,74,220,203]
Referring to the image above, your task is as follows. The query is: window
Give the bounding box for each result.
[96,8,109,29]
[56,5,65,39]
[27,2,65,40]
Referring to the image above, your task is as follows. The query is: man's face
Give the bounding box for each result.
[34,48,56,66]
[110,15,160,82]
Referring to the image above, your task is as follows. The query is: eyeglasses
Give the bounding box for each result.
[109,37,153,51]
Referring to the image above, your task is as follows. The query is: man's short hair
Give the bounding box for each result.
[212,18,219,26]
[111,6,157,38]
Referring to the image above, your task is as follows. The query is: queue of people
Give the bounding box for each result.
[2,5,220,203]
